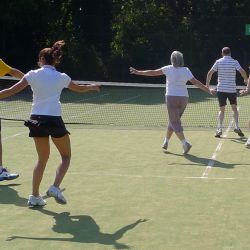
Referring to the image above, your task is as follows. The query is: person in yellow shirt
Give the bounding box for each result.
[0,59,24,180]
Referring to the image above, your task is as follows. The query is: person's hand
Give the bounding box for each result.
[244,78,249,85]
[90,84,101,92]
[129,67,138,74]
[210,88,217,95]
[239,89,249,96]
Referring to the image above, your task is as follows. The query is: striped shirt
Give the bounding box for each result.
[211,56,242,93]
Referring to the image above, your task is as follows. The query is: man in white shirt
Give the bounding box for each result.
[206,47,248,137]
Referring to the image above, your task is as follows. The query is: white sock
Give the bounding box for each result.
[164,137,169,143]
[181,139,187,145]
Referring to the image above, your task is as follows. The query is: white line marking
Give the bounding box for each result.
[2,131,26,140]
[202,110,238,178]
[70,94,142,118]
[202,122,232,177]
[69,172,237,180]
[65,93,109,103]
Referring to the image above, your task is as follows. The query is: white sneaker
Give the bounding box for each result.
[28,195,46,207]
[0,168,19,181]
[183,142,192,154]
[215,128,222,138]
[162,138,168,150]
[245,139,250,148]
[46,185,67,204]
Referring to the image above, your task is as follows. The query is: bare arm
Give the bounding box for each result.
[238,68,248,84]
[206,69,215,87]
[189,78,212,94]
[9,68,24,79]
[129,67,163,76]
[0,78,28,99]
[240,76,250,96]
[68,81,100,93]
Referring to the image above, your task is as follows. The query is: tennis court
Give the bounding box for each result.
[1,80,250,249]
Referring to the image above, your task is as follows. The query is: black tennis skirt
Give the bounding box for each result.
[24,115,70,138]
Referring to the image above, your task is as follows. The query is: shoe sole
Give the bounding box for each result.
[27,202,46,208]
[46,191,67,204]
[0,174,19,181]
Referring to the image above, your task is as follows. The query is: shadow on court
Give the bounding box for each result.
[7,208,148,249]
[164,151,250,169]
[0,184,27,207]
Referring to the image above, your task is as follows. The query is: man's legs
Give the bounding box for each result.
[231,104,244,137]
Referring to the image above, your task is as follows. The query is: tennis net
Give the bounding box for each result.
[0,76,249,129]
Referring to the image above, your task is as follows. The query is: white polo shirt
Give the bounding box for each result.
[24,65,71,116]
[211,56,242,93]
[161,65,194,97]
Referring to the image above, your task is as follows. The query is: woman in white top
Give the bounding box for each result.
[130,51,212,154]
[0,40,100,207]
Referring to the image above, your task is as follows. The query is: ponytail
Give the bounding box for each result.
[39,40,65,66]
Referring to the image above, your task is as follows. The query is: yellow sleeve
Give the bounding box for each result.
[0,59,11,76]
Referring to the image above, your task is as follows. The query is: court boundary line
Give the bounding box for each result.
[2,131,26,141]
[70,94,142,118]
[69,172,239,180]
[202,106,240,178]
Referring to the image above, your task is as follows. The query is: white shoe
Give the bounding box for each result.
[0,168,19,181]
[183,142,192,154]
[46,185,67,204]
[28,195,46,207]
[162,138,168,150]
[215,128,222,138]
[245,139,250,148]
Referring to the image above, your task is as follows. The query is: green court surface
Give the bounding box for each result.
[1,125,250,250]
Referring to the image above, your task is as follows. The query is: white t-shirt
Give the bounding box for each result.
[24,65,71,116]
[161,65,194,97]
[211,56,242,93]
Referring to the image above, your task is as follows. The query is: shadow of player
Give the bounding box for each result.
[7,208,148,249]
[0,184,27,207]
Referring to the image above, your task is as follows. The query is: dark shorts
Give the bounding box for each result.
[24,115,70,138]
[217,91,237,107]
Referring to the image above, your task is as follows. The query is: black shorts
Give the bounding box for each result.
[24,115,70,138]
[217,91,237,107]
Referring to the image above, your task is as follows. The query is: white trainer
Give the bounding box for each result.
[0,168,19,181]
[28,195,46,207]
[245,138,250,148]
[183,142,192,154]
[162,138,168,150]
[46,185,67,204]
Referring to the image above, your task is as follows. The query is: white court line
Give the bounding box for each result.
[201,118,235,178]
[2,131,26,141]
[68,93,109,103]
[69,172,238,180]
[70,94,142,118]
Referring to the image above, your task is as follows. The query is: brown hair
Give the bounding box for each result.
[39,40,65,65]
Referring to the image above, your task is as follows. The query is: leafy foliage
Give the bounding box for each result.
[0,0,250,81]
